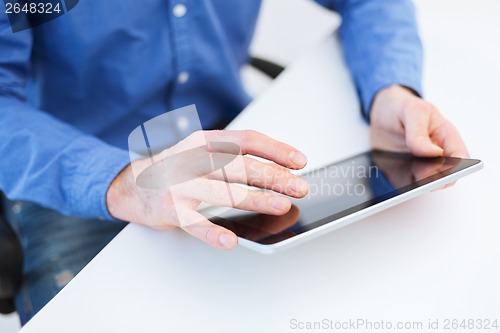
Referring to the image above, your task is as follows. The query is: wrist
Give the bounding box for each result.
[371,85,419,123]
[106,164,135,221]
[375,85,416,102]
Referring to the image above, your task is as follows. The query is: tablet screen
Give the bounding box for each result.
[210,150,480,245]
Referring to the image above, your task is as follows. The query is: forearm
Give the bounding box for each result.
[328,0,424,120]
[0,96,130,219]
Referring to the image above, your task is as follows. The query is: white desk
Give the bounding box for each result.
[20,2,500,331]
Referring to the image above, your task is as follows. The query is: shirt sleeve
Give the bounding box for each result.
[316,0,424,121]
[0,16,130,220]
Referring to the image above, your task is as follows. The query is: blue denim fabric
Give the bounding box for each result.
[0,196,126,325]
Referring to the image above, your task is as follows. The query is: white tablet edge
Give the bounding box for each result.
[238,160,484,254]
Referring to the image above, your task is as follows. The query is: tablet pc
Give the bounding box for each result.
[209,150,483,254]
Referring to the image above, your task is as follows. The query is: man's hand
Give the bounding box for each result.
[106,130,309,250]
[370,85,469,158]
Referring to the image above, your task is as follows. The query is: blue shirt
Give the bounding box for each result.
[0,0,422,220]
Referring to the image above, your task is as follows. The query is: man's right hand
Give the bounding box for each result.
[106,130,309,250]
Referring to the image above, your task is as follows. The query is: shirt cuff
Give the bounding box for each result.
[67,135,131,221]
[358,63,423,122]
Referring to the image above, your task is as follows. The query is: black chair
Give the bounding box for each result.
[0,206,23,315]
[249,56,285,79]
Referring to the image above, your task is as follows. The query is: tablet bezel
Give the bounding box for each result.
[211,151,483,254]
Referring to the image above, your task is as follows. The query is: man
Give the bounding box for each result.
[0,0,468,325]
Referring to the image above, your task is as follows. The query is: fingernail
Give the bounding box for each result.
[269,196,289,211]
[288,177,309,195]
[289,150,307,168]
[219,233,236,249]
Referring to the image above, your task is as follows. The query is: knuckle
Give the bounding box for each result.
[268,141,286,161]
[162,192,176,208]
[270,167,288,190]
[241,129,257,143]
[207,129,224,141]
[211,185,229,204]
[189,130,206,144]
[190,130,204,139]
[242,191,262,211]
[204,226,220,245]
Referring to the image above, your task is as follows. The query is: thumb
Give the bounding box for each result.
[403,111,444,157]
[179,208,238,250]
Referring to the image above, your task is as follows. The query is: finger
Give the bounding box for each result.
[432,122,470,158]
[203,130,308,170]
[236,204,301,234]
[372,155,414,188]
[369,126,409,153]
[431,180,457,192]
[136,145,212,189]
[207,154,309,198]
[243,158,309,197]
[178,208,238,250]
[403,109,444,157]
[211,205,300,243]
[259,231,298,244]
[176,178,292,215]
[411,158,446,182]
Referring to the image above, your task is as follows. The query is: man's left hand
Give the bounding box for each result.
[369,85,469,158]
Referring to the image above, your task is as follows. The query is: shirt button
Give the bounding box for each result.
[173,4,187,18]
[12,202,22,214]
[177,116,190,131]
[177,71,189,84]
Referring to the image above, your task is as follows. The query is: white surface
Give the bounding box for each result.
[4,0,499,332]
[249,0,339,67]
[241,0,339,99]
[0,314,20,333]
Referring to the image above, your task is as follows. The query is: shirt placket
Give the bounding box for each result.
[169,0,198,135]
